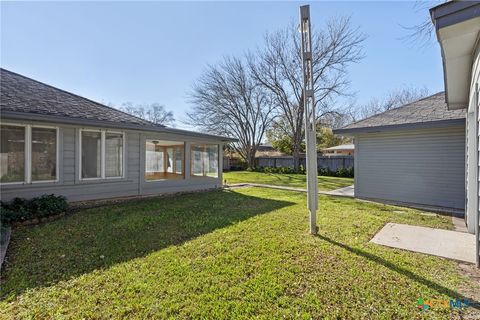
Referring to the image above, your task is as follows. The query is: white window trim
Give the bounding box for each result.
[79,129,125,181]
[0,122,59,185]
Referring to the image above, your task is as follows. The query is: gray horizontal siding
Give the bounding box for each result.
[62,127,76,184]
[1,120,224,202]
[0,180,140,202]
[141,177,221,196]
[356,125,465,209]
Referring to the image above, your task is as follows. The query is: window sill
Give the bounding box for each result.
[77,177,129,184]
[1,180,62,189]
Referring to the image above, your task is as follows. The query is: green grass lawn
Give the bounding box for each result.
[223,171,353,191]
[1,188,478,319]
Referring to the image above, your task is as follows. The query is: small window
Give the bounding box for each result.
[80,130,124,180]
[0,125,25,183]
[31,127,57,182]
[145,140,184,181]
[191,144,219,178]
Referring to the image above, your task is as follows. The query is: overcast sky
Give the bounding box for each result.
[1,1,443,129]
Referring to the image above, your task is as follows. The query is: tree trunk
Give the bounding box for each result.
[292,144,301,173]
[246,147,257,169]
[248,152,256,169]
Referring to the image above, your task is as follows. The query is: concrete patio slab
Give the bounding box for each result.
[370,223,476,264]
[325,185,354,197]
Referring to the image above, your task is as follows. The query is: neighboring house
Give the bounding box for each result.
[0,68,235,202]
[334,92,466,210]
[256,143,287,157]
[321,144,354,156]
[335,1,480,266]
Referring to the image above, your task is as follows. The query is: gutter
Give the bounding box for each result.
[333,118,465,135]
[430,1,480,29]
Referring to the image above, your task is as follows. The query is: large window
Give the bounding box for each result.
[0,124,58,184]
[105,133,124,178]
[0,125,25,183]
[145,140,184,181]
[31,127,57,181]
[191,144,219,178]
[80,130,124,180]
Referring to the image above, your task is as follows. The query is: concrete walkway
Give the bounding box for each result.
[225,183,354,198]
[371,223,476,264]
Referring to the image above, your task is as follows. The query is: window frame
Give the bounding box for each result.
[30,124,60,184]
[79,129,125,181]
[144,140,185,182]
[190,144,220,178]
[0,122,59,185]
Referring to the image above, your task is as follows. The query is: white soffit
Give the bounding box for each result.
[438,16,480,109]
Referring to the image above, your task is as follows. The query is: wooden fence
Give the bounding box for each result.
[256,156,354,172]
[223,155,354,172]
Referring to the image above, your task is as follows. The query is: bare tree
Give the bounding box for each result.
[249,17,366,171]
[187,56,275,169]
[354,86,430,120]
[118,102,175,126]
[400,1,445,47]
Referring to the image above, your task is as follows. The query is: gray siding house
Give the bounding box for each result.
[334,92,466,210]
[0,68,235,202]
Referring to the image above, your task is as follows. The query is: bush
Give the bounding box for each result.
[258,166,296,174]
[242,166,354,178]
[1,194,68,225]
[318,167,354,178]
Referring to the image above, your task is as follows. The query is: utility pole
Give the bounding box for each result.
[299,4,319,235]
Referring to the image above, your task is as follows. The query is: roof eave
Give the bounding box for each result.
[430,1,480,110]
[0,111,237,142]
[333,118,465,136]
[430,1,480,30]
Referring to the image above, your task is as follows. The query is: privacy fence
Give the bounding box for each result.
[224,156,354,172]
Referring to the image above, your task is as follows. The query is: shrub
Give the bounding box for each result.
[298,165,306,174]
[259,166,296,174]
[0,194,69,225]
[317,167,354,178]
[29,194,69,218]
[243,166,353,177]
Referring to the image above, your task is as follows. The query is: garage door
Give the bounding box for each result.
[356,125,465,209]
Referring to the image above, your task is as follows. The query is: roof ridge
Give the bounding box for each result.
[339,91,445,129]
[0,68,164,128]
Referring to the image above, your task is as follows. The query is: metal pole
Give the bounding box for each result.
[300,5,319,235]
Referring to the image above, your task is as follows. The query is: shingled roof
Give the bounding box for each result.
[0,68,158,127]
[334,92,465,135]
[0,68,236,141]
